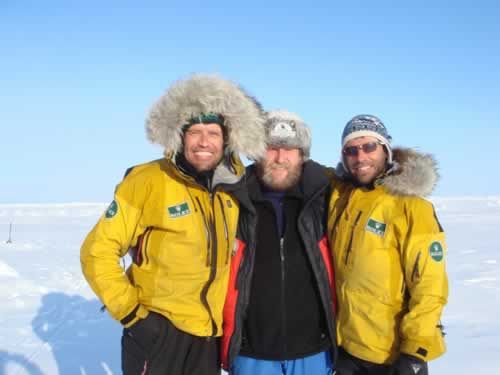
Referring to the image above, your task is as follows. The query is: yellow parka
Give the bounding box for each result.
[81,156,244,337]
[328,148,448,364]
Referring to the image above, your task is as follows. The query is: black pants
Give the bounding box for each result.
[336,347,393,375]
[121,312,220,375]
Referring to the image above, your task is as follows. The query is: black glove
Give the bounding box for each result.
[392,354,428,375]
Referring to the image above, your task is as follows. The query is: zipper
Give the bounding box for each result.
[195,197,212,266]
[227,240,253,367]
[344,211,362,265]
[297,183,339,361]
[217,195,230,265]
[411,251,421,283]
[136,227,153,265]
[133,231,145,266]
[279,237,287,354]
[197,192,219,336]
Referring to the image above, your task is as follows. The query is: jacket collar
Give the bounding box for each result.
[245,160,330,202]
[335,147,439,197]
[163,151,245,191]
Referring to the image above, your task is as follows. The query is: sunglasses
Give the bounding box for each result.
[343,142,383,157]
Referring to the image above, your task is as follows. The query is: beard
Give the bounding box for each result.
[258,160,303,191]
[349,160,387,185]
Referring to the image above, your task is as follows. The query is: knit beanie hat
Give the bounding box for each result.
[264,110,312,160]
[341,114,393,165]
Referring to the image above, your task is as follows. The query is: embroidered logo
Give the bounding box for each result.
[429,241,444,262]
[411,363,422,373]
[366,218,386,237]
[105,200,118,219]
[269,120,297,139]
[167,202,191,218]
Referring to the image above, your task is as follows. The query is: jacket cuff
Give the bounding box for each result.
[120,304,150,328]
[400,340,429,361]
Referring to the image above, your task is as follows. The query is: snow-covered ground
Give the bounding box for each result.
[0,198,499,374]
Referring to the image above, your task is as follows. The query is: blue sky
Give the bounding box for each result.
[1,0,499,203]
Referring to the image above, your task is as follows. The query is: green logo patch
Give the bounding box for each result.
[366,218,386,237]
[105,200,118,219]
[167,202,191,218]
[429,241,444,262]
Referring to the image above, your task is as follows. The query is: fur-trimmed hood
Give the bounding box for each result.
[335,147,439,197]
[146,74,266,160]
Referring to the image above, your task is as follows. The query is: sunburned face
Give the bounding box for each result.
[258,147,303,191]
[183,123,224,172]
[343,136,387,185]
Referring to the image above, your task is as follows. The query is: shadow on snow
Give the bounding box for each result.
[31,292,121,374]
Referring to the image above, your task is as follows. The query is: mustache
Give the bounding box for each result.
[268,162,291,169]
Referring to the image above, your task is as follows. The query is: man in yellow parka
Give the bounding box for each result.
[328,115,448,375]
[80,74,266,375]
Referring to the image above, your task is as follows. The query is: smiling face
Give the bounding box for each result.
[257,147,303,191]
[183,123,224,172]
[343,136,388,185]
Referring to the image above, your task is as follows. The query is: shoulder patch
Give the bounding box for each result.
[429,241,444,262]
[105,200,118,219]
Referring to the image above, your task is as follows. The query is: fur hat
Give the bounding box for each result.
[264,110,312,160]
[146,74,266,160]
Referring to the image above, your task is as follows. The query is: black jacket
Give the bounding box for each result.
[221,160,338,370]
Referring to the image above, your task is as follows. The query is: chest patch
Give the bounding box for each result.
[366,218,386,237]
[167,202,191,218]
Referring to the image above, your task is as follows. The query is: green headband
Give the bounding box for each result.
[184,113,225,127]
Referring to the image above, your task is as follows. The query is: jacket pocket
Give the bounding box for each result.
[344,211,363,266]
[342,286,402,355]
[133,228,154,267]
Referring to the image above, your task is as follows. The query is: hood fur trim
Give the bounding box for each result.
[146,74,266,160]
[335,147,439,197]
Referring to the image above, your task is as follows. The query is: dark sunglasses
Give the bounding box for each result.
[343,142,383,157]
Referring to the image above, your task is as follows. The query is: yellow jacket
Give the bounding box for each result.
[328,148,448,364]
[81,156,244,337]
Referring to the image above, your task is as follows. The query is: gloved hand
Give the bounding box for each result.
[392,354,428,375]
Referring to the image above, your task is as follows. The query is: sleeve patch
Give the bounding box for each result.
[105,200,119,219]
[429,241,444,262]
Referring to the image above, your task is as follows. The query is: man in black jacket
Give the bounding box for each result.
[221,110,337,375]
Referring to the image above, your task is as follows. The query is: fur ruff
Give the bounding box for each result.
[335,147,439,197]
[146,74,266,160]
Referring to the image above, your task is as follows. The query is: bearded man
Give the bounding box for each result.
[221,110,337,375]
